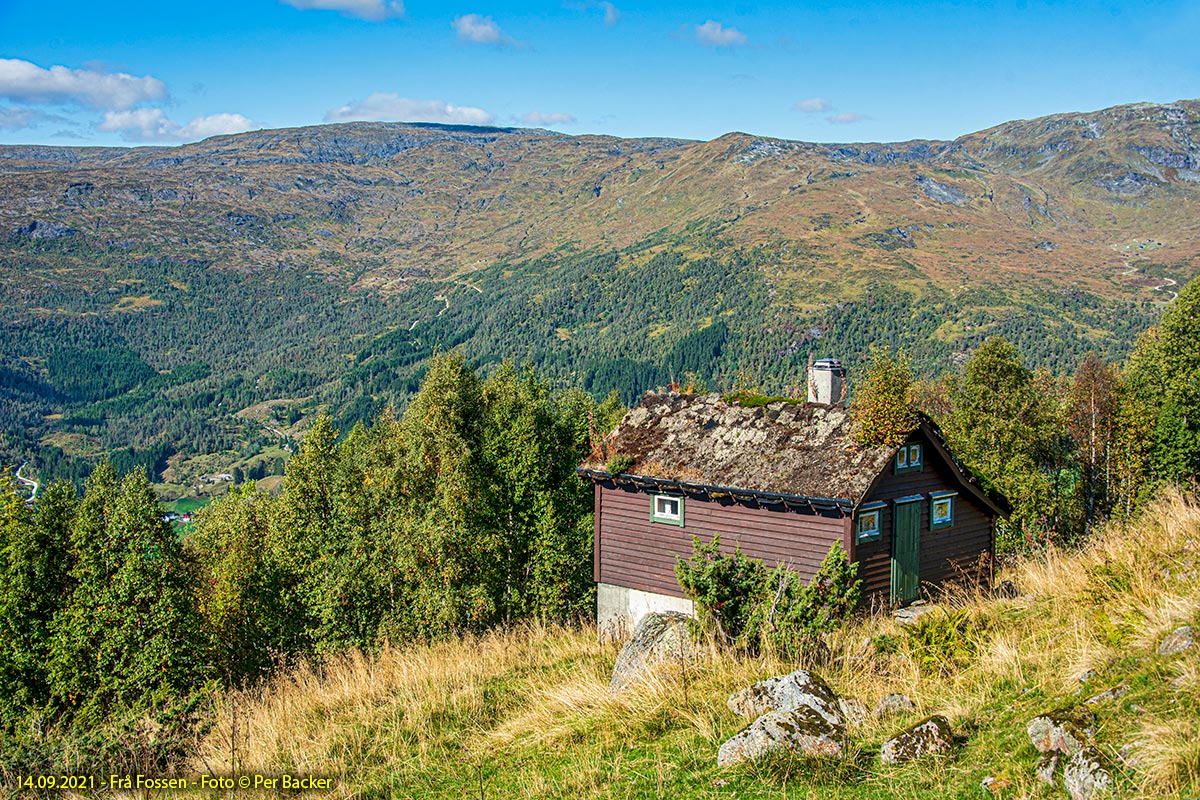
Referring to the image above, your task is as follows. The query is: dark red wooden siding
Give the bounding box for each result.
[855,435,994,602]
[596,482,845,598]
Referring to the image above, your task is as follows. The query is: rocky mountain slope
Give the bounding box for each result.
[3,100,1198,299]
[2,99,1199,477]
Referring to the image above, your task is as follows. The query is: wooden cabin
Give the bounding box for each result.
[578,389,1008,637]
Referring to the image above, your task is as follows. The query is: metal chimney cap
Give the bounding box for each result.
[812,358,844,371]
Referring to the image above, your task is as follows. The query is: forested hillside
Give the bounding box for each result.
[3,99,1199,484]
[2,271,1198,792]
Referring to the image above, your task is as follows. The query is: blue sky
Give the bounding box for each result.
[1,0,1197,147]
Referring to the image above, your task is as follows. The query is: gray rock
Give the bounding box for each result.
[1094,171,1156,195]
[1037,752,1060,785]
[1158,625,1194,655]
[995,580,1019,599]
[1118,741,1144,768]
[1064,746,1112,800]
[609,612,693,693]
[880,715,955,764]
[915,175,969,206]
[717,704,844,767]
[727,670,842,726]
[1027,706,1096,755]
[14,220,77,239]
[875,693,916,717]
[1084,683,1128,705]
[892,602,940,627]
[837,697,869,727]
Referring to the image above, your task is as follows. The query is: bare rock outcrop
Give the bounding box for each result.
[726,669,842,724]
[609,612,693,693]
[719,669,846,767]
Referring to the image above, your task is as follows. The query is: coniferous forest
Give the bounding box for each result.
[2,274,1199,780]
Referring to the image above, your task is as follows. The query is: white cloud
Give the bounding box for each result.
[827,112,866,124]
[0,106,62,130]
[0,58,167,111]
[99,109,257,142]
[281,0,404,21]
[794,97,831,113]
[520,111,575,127]
[453,13,520,46]
[324,93,495,125]
[694,20,747,47]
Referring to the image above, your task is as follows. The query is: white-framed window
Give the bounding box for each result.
[896,443,923,473]
[651,494,685,526]
[855,502,886,543]
[930,491,956,530]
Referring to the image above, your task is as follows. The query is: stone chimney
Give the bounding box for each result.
[807,357,846,405]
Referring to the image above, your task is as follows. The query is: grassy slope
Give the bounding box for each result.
[192,492,1200,799]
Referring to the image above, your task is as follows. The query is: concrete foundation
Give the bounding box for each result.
[597,582,694,642]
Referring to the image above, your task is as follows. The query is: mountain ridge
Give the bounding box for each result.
[2,97,1199,481]
[3,98,1197,302]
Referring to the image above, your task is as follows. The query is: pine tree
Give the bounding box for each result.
[49,469,208,726]
[1119,276,1200,503]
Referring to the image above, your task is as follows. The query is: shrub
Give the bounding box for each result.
[676,537,861,655]
[747,541,862,659]
[675,535,767,646]
[605,454,634,474]
[905,607,988,676]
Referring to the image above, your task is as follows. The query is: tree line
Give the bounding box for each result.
[2,274,1197,776]
[0,355,622,774]
[852,275,1200,550]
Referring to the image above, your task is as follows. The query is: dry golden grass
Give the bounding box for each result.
[197,490,1200,798]
[195,622,604,794]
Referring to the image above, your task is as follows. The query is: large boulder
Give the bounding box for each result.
[727,670,843,725]
[880,715,956,764]
[1027,706,1096,755]
[1063,746,1112,800]
[717,704,845,767]
[609,612,694,693]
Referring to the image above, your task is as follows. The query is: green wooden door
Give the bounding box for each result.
[891,498,921,603]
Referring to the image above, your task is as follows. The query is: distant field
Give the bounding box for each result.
[165,496,208,516]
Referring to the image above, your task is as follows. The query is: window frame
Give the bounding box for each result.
[855,501,886,543]
[650,493,685,527]
[895,442,923,474]
[929,490,956,530]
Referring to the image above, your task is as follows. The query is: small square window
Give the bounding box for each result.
[651,494,684,526]
[856,509,882,542]
[896,443,923,474]
[930,492,955,530]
